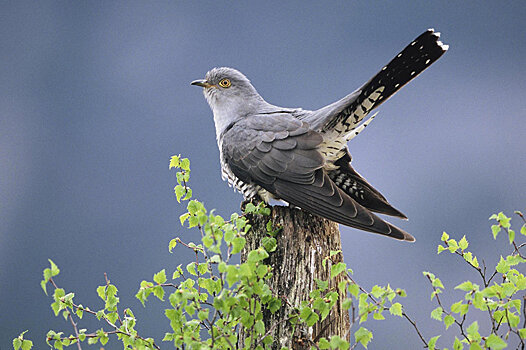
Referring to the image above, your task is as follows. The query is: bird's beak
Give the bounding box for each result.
[191,79,213,88]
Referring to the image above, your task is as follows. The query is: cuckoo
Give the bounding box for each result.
[191,29,448,241]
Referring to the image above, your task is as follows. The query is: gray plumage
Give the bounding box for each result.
[191,29,448,241]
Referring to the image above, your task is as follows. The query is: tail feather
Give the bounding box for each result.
[330,151,408,219]
[324,28,448,132]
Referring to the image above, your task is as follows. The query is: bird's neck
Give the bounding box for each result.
[211,96,276,142]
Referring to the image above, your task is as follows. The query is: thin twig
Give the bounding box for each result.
[425,275,469,342]
[254,316,295,347]
[48,277,161,350]
[66,311,82,350]
[401,311,428,347]
[346,272,430,348]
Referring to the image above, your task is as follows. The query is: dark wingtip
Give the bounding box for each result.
[404,232,416,242]
[380,205,408,220]
[387,222,415,242]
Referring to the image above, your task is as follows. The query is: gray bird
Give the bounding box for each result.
[191,29,448,241]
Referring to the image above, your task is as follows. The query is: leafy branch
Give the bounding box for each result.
[13,155,526,350]
[424,211,526,350]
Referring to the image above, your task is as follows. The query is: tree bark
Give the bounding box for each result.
[239,205,351,349]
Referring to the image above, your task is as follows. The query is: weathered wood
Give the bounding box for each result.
[240,205,350,349]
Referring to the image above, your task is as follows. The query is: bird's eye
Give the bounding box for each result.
[218,78,231,88]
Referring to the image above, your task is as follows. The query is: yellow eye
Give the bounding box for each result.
[218,78,231,88]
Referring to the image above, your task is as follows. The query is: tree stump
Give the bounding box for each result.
[240,205,351,349]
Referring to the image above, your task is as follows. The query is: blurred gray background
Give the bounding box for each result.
[1,1,525,349]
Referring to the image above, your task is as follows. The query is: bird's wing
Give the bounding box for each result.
[222,114,414,241]
[301,29,448,133]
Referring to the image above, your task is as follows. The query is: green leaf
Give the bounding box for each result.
[318,338,330,349]
[497,212,511,228]
[496,256,509,273]
[491,224,501,239]
[40,280,48,295]
[315,279,329,291]
[329,335,350,350]
[432,277,445,290]
[458,236,469,251]
[172,265,183,279]
[299,307,319,327]
[466,321,480,339]
[485,334,506,349]
[462,251,479,268]
[179,213,190,226]
[168,238,178,252]
[186,262,197,276]
[231,237,246,254]
[254,320,265,335]
[507,311,520,327]
[371,285,384,298]
[441,232,449,241]
[354,327,373,349]
[152,285,164,300]
[180,158,190,171]
[448,239,459,252]
[198,308,209,321]
[453,337,463,350]
[430,306,443,321]
[348,283,359,297]
[451,300,463,314]
[174,185,185,202]
[96,285,105,300]
[455,281,474,292]
[330,262,347,278]
[76,305,84,319]
[471,256,480,268]
[13,331,33,350]
[260,207,271,216]
[247,248,269,262]
[444,314,455,329]
[243,202,256,213]
[49,259,60,276]
[428,335,440,350]
[153,269,167,284]
[106,284,117,297]
[518,328,526,339]
[342,298,352,310]
[169,155,180,169]
[520,224,526,236]
[197,263,208,275]
[389,302,402,317]
[373,311,385,320]
[268,298,281,313]
[107,311,118,324]
[508,229,515,244]
[261,236,277,253]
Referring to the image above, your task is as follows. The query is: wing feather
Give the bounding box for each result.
[222,113,414,241]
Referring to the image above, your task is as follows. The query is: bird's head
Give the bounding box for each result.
[191,67,265,115]
[192,67,268,138]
